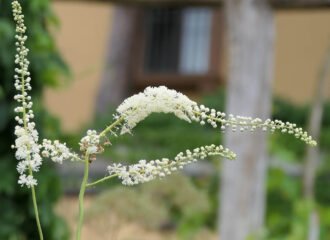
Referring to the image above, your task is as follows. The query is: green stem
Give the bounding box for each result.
[75,154,90,240]
[99,116,124,137]
[29,167,44,240]
[86,174,118,188]
[20,49,44,239]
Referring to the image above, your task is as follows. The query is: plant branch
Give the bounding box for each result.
[75,154,90,240]
[86,174,118,187]
[29,167,44,240]
[99,116,125,137]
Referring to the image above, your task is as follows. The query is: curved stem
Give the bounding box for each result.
[29,167,43,240]
[86,174,118,188]
[75,154,90,240]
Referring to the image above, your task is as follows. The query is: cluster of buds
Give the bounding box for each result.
[79,130,103,157]
[191,109,316,146]
[191,105,225,128]
[107,144,236,186]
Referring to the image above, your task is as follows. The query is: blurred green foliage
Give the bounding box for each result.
[266,98,330,239]
[70,88,330,239]
[87,174,211,238]
[0,0,69,239]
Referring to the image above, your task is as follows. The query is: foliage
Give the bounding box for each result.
[271,98,330,156]
[266,99,330,239]
[266,97,330,240]
[0,0,69,239]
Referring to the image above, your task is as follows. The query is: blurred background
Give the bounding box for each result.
[1,0,330,239]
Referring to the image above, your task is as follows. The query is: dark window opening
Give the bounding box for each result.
[143,7,213,75]
[131,6,223,90]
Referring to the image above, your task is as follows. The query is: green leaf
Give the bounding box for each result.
[0,86,4,100]
[0,21,14,39]
[0,102,9,131]
[0,155,16,195]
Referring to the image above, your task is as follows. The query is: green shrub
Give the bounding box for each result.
[0,0,69,238]
[87,174,211,237]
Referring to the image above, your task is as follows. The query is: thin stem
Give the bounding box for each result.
[74,115,123,239]
[20,52,44,239]
[75,154,90,240]
[99,116,124,137]
[193,110,256,127]
[29,167,44,240]
[86,174,118,188]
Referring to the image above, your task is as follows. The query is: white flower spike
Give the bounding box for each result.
[107,144,236,186]
[12,1,41,187]
[12,0,79,187]
[111,86,316,146]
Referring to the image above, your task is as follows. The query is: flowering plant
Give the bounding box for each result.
[10,1,316,239]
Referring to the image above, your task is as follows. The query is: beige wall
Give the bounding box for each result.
[274,9,330,103]
[45,3,330,132]
[45,2,112,132]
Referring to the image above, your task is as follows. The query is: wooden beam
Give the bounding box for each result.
[53,0,330,8]
[53,0,222,7]
[270,0,330,8]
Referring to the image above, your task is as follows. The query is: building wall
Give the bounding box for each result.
[274,9,330,103]
[45,2,112,131]
[45,2,330,132]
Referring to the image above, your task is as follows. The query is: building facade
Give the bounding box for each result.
[45,2,330,131]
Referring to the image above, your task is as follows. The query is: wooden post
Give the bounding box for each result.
[96,5,138,113]
[219,1,274,239]
[303,46,330,240]
[54,0,330,9]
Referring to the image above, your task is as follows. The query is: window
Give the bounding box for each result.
[132,6,223,90]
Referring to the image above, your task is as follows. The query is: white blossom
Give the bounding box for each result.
[79,130,102,154]
[116,86,197,134]
[17,160,29,175]
[42,139,79,163]
[18,174,37,188]
[86,146,98,155]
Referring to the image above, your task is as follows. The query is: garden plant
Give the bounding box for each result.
[10,1,317,239]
